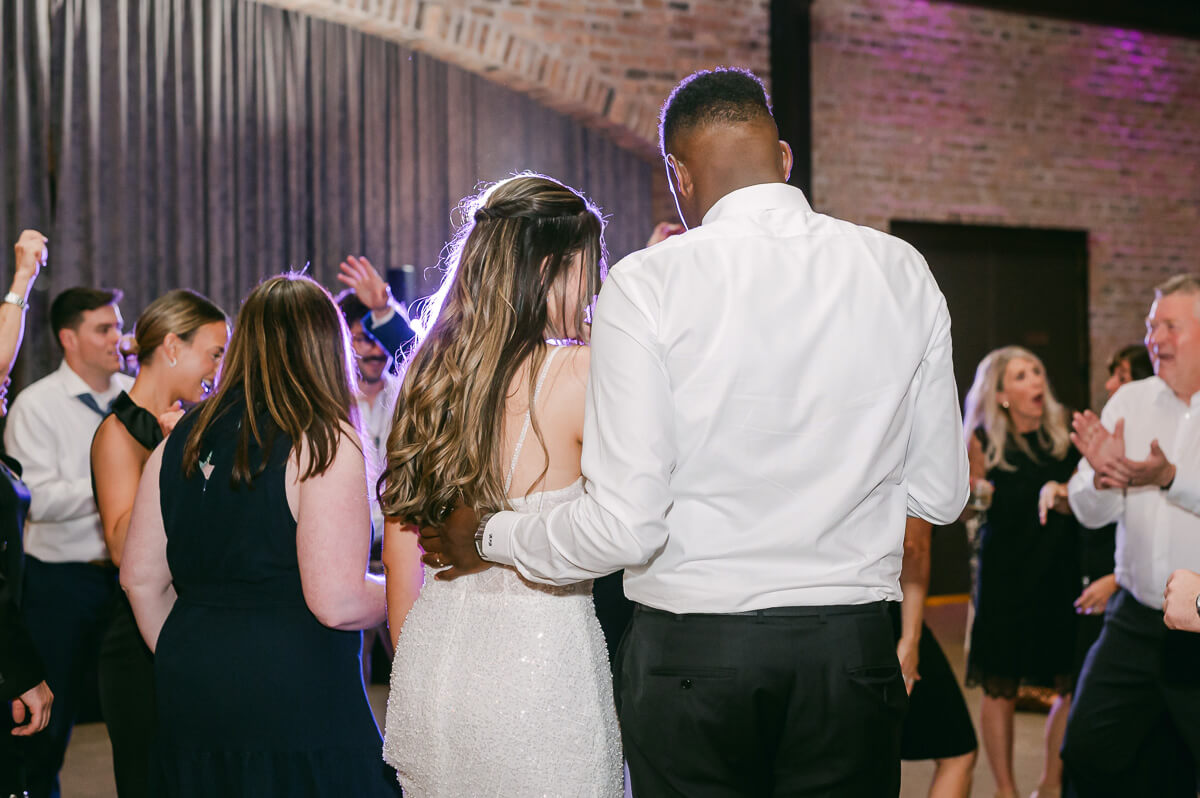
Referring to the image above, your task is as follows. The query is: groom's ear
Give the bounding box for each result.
[666,154,693,200]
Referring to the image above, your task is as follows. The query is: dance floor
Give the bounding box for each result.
[59,600,1048,797]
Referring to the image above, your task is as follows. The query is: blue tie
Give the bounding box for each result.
[77,393,111,417]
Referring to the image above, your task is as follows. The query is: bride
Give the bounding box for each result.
[378,174,622,796]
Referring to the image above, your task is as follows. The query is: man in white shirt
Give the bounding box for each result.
[1064,275,1200,796]
[5,286,132,798]
[422,68,968,795]
[336,290,401,684]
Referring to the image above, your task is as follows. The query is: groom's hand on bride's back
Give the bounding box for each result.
[419,504,492,581]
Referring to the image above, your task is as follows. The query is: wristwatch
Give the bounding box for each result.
[3,292,27,310]
[474,512,495,559]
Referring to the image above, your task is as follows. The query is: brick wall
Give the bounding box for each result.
[258,0,770,156]
[810,0,1200,407]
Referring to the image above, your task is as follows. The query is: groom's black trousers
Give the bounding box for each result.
[616,601,906,798]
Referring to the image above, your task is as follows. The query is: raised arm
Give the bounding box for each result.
[121,443,177,651]
[291,427,386,630]
[91,419,151,566]
[0,231,46,380]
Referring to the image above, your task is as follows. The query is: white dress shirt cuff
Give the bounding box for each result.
[480,511,520,566]
[369,305,397,327]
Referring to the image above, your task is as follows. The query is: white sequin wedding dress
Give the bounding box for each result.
[383,351,623,797]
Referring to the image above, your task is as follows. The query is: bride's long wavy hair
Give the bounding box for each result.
[378,174,607,526]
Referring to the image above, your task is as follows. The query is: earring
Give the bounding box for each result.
[1001,400,1010,409]
[167,356,177,368]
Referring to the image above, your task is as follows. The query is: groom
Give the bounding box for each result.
[423,68,968,796]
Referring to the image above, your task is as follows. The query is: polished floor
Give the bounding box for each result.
[58,600,1049,797]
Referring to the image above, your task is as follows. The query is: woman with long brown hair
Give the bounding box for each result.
[91,288,227,798]
[120,274,399,796]
[379,174,621,795]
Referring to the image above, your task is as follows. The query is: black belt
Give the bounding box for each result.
[636,600,890,618]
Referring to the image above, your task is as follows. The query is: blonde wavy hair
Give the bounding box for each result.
[962,346,1071,472]
[378,174,606,526]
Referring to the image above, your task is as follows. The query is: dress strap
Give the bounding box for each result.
[503,347,561,496]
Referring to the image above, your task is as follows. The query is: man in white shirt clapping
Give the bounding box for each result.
[1065,275,1200,796]
[4,286,132,798]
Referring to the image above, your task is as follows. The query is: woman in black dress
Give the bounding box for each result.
[962,346,1080,798]
[895,517,978,798]
[120,274,398,796]
[91,289,228,797]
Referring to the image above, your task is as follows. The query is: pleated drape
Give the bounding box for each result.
[1,0,656,385]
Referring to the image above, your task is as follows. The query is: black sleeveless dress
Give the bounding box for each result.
[966,428,1081,698]
[152,400,399,796]
[96,391,161,798]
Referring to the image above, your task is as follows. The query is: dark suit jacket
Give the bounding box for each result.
[363,308,416,365]
[0,454,42,703]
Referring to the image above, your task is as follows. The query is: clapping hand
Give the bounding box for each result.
[336,255,391,313]
[1114,440,1176,489]
[417,504,493,582]
[1070,411,1128,489]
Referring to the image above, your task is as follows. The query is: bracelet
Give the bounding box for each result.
[1194,591,1200,622]
[3,292,27,310]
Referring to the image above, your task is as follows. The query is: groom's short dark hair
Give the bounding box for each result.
[659,68,775,157]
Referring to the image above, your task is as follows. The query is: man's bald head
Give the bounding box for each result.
[658,68,792,228]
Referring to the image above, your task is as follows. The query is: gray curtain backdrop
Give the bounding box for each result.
[0,0,656,387]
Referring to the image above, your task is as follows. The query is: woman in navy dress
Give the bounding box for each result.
[120,274,398,797]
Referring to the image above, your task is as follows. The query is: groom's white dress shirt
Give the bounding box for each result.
[482,182,969,613]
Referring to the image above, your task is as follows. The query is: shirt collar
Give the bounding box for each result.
[1145,375,1200,409]
[701,182,813,227]
[55,359,125,404]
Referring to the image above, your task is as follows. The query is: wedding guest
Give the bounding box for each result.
[337,255,416,361]
[336,289,400,683]
[1064,274,1200,796]
[423,68,968,796]
[120,274,397,796]
[962,346,1080,798]
[1039,344,1154,690]
[92,289,227,798]
[0,231,52,796]
[896,517,977,798]
[5,284,132,798]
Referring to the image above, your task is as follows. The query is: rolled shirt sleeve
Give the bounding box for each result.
[904,295,970,525]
